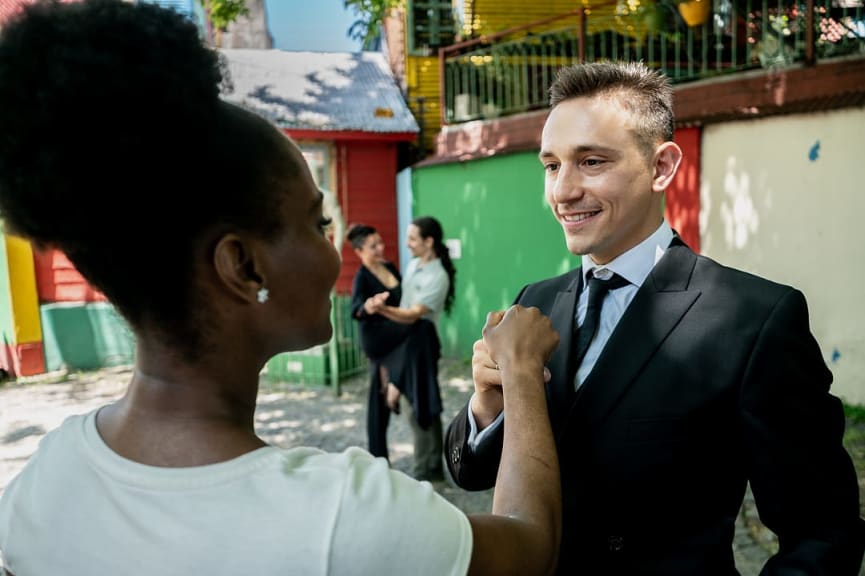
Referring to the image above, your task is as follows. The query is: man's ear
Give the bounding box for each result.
[213,233,264,304]
[652,141,683,193]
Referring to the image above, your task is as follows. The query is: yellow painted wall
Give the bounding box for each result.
[402,0,640,154]
[462,0,582,37]
[462,0,626,38]
[405,0,583,154]
[700,107,865,404]
[406,55,443,154]
[4,235,42,343]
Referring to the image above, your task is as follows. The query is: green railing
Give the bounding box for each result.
[263,293,366,393]
[442,0,865,123]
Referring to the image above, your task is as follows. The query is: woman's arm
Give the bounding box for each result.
[466,307,561,576]
[375,303,428,324]
[350,269,370,320]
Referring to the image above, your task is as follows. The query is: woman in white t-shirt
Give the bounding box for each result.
[0,2,561,575]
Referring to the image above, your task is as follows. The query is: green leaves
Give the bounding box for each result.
[344,0,401,45]
[197,0,249,32]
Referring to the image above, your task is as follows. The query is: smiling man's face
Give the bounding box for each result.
[539,92,664,264]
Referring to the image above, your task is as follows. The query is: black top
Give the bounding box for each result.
[350,262,405,360]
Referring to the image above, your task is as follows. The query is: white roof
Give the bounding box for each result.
[219,49,419,134]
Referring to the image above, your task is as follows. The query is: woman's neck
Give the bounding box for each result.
[123,363,259,427]
[363,258,386,270]
[419,250,437,264]
[95,345,265,467]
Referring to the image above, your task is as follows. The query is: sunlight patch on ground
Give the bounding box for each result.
[445,376,474,393]
[320,419,358,432]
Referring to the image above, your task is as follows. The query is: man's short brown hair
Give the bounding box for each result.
[549,61,674,159]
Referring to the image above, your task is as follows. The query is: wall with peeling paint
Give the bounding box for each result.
[700,107,865,404]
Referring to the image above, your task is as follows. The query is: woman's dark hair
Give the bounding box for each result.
[347,224,377,250]
[0,0,298,358]
[412,216,456,314]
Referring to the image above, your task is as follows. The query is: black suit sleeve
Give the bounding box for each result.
[444,285,530,490]
[739,289,865,574]
[444,403,504,490]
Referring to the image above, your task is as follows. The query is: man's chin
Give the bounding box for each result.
[564,235,591,257]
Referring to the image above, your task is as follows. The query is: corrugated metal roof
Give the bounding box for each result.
[137,0,194,14]
[219,49,419,134]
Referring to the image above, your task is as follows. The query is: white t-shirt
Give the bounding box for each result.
[0,410,472,575]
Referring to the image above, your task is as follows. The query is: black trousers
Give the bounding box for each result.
[366,361,391,460]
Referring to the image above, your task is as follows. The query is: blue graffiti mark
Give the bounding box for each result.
[809,140,820,162]
[831,348,841,363]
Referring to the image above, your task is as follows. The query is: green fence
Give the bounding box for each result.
[263,293,366,390]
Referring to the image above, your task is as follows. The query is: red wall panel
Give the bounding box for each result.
[666,127,701,253]
[32,249,106,303]
[336,141,400,294]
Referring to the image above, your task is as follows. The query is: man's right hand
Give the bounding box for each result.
[470,338,505,430]
[483,306,558,381]
[470,309,554,431]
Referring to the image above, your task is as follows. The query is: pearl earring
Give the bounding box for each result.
[257,287,269,304]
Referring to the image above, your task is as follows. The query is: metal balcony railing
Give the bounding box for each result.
[441,0,865,123]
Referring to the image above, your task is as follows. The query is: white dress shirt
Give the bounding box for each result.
[468,221,675,448]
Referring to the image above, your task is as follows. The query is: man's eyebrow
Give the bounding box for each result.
[539,145,619,160]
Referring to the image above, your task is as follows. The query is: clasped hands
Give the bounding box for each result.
[471,305,558,429]
[364,291,390,315]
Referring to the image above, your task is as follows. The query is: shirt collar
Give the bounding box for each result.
[415,256,439,270]
[580,221,674,289]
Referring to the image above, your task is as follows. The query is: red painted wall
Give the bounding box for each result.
[30,140,402,300]
[666,127,701,252]
[32,249,106,303]
[336,140,401,294]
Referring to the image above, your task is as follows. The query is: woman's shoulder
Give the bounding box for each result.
[325,448,472,575]
[353,265,372,280]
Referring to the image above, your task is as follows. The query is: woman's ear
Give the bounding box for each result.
[652,141,683,193]
[213,233,264,304]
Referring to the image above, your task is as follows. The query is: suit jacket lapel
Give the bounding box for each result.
[573,240,701,427]
[547,271,581,429]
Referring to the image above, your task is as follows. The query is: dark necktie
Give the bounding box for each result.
[574,271,630,368]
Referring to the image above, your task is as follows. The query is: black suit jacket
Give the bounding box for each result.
[445,238,865,575]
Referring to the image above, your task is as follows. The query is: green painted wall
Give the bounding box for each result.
[40,302,135,372]
[412,151,578,358]
[0,229,16,354]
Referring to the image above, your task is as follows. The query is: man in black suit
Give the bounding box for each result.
[444,61,865,575]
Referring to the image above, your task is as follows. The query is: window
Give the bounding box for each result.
[407,0,457,55]
[299,143,333,191]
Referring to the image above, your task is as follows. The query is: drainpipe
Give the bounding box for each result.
[805,0,815,66]
[415,96,426,158]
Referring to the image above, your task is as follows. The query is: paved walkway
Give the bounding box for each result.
[0,360,782,574]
